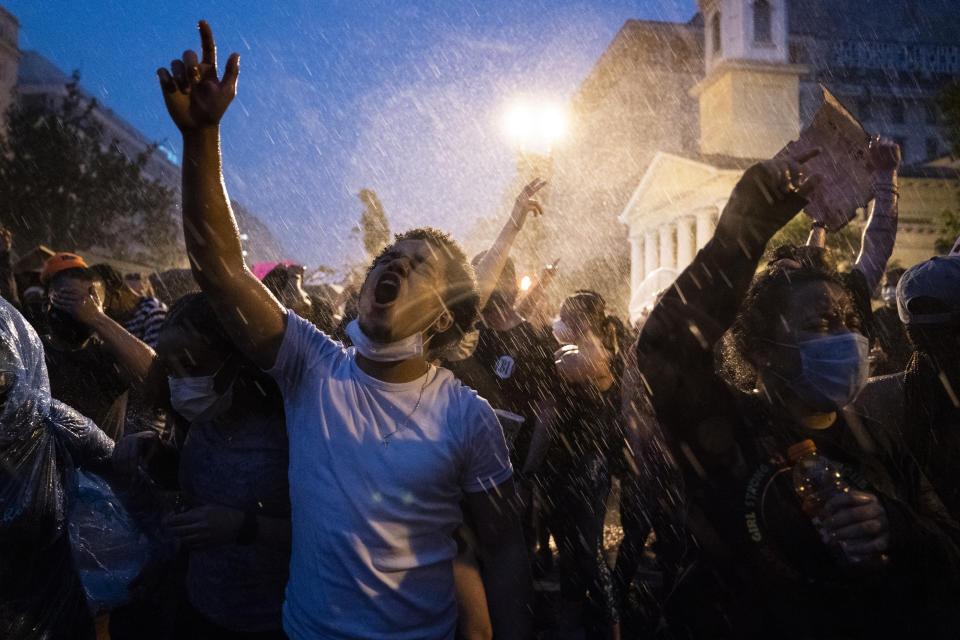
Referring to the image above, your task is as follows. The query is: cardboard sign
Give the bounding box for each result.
[779,85,872,231]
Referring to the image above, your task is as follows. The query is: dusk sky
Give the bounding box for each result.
[7,1,697,268]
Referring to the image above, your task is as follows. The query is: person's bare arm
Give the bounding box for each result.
[51,286,155,385]
[473,179,546,310]
[158,21,285,369]
[463,479,533,640]
[854,136,901,291]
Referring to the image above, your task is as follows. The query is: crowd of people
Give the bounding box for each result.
[3,19,960,640]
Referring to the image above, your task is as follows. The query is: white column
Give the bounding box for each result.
[676,216,696,268]
[644,230,659,276]
[630,236,645,294]
[659,224,675,271]
[695,207,717,250]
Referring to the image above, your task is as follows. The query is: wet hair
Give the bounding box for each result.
[370,227,479,353]
[882,267,906,289]
[163,292,233,355]
[125,272,156,297]
[724,244,855,389]
[90,263,125,294]
[560,289,624,356]
[163,292,281,405]
[262,264,297,301]
[48,266,97,290]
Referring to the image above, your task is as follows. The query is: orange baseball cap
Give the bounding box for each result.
[40,252,89,285]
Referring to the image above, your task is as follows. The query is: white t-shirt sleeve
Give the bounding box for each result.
[460,396,514,494]
[267,309,343,391]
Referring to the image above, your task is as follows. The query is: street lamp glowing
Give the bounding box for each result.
[501,99,568,154]
[539,105,567,145]
[519,275,532,291]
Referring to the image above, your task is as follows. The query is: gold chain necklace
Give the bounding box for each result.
[380,368,431,448]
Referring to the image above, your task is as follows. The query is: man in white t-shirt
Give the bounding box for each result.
[156,21,533,640]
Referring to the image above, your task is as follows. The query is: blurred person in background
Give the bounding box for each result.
[526,289,627,639]
[92,263,168,349]
[114,292,291,639]
[125,272,158,299]
[871,267,911,375]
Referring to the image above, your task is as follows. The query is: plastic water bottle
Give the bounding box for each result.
[787,439,883,569]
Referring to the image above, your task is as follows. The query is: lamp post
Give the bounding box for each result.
[500,98,569,275]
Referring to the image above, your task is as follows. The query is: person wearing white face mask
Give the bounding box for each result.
[115,293,291,639]
[154,22,530,640]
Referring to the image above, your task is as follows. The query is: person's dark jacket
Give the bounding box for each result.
[634,165,960,638]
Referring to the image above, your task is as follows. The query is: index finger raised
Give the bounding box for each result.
[199,20,216,67]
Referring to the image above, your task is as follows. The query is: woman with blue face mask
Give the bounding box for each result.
[632,151,960,638]
[114,293,290,639]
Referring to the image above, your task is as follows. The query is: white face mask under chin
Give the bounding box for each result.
[346,314,446,362]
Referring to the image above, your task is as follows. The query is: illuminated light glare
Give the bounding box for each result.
[539,106,568,144]
[520,275,532,291]
[504,104,532,141]
[501,99,569,153]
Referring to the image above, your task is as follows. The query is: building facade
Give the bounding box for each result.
[481,0,958,321]
[620,0,959,322]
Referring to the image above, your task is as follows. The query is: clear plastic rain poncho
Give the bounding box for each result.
[0,297,119,638]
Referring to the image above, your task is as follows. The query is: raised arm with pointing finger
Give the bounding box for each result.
[157,21,285,370]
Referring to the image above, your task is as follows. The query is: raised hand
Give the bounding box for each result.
[867,135,901,173]
[157,20,240,133]
[509,178,547,229]
[760,147,823,202]
[50,283,105,326]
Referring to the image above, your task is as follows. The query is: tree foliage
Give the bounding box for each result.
[0,71,180,268]
[355,189,390,259]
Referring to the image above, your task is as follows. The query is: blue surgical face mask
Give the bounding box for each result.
[786,332,870,412]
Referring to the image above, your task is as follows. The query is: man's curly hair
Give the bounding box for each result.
[368,227,479,353]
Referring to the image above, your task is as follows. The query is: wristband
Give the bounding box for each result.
[236,510,258,545]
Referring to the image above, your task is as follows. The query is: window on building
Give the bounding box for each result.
[891,100,904,124]
[926,137,940,160]
[754,0,772,43]
[926,103,939,124]
[712,12,722,58]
